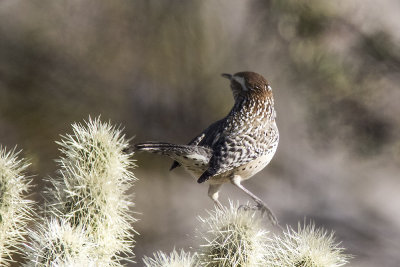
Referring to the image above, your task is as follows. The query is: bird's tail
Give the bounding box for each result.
[133,142,211,164]
[134,142,190,154]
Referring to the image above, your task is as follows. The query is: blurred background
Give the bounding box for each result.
[1,0,399,266]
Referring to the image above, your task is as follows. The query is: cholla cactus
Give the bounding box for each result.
[197,202,269,267]
[25,218,96,267]
[0,147,34,266]
[143,249,198,267]
[31,117,137,266]
[264,223,349,267]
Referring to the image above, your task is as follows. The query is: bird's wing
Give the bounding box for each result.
[169,119,226,171]
[197,121,278,183]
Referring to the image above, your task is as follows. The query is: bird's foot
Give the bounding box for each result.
[238,204,255,211]
[255,202,280,227]
[238,202,280,228]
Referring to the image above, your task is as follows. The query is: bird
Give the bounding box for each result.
[134,71,280,225]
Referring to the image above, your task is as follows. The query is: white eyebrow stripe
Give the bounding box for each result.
[233,76,247,91]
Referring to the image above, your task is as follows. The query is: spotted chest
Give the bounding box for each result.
[231,151,276,181]
[180,120,278,182]
[180,147,277,184]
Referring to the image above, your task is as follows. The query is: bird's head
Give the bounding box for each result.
[221,71,272,101]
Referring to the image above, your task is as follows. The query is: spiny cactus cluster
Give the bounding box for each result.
[25,117,137,266]
[143,250,198,267]
[0,147,34,266]
[25,218,96,266]
[196,202,269,267]
[0,117,350,266]
[143,202,349,267]
[264,223,348,267]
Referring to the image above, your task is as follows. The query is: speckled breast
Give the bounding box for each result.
[232,152,275,181]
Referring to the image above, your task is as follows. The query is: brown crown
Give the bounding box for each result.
[228,71,272,100]
[234,71,269,88]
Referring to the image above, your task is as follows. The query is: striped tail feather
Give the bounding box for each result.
[131,142,182,170]
[134,142,193,154]
[134,142,212,166]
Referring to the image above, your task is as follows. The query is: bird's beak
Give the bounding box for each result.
[221,73,232,80]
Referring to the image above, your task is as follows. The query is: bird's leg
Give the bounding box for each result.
[208,184,223,210]
[231,176,279,226]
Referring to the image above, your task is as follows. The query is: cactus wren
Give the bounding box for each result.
[135,71,279,225]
